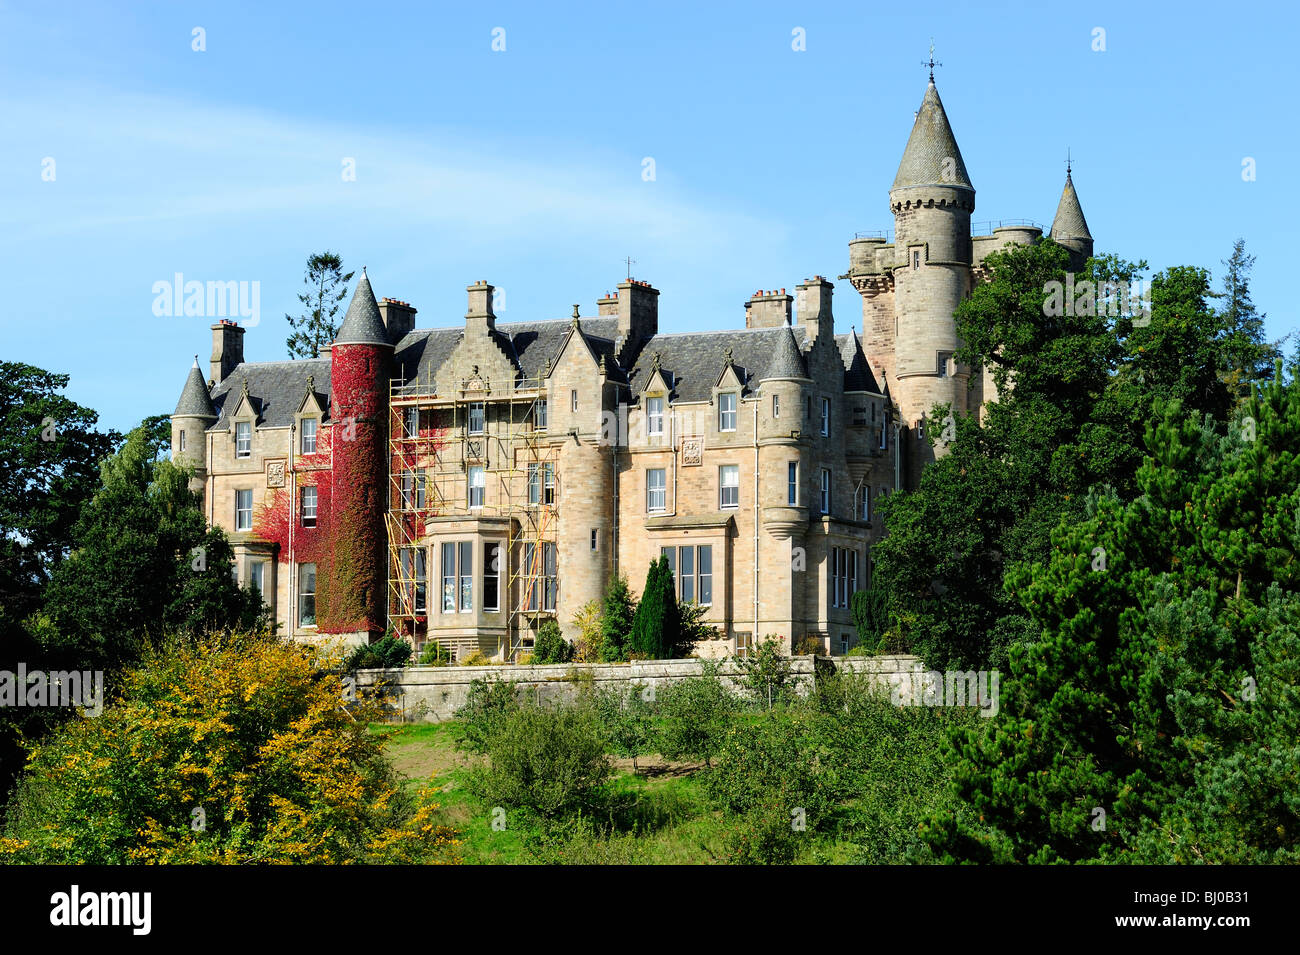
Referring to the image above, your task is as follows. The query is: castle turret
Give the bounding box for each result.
[172,357,217,500]
[1050,165,1093,269]
[888,78,974,473]
[326,270,392,639]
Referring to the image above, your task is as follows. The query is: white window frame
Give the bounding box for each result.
[719,392,737,432]
[772,394,780,419]
[235,488,253,531]
[298,562,317,627]
[820,397,830,436]
[468,402,485,435]
[720,464,739,510]
[820,468,831,515]
[534,399,547,431]
[301,417,318,454]
[647,396,664,436]
[301,485,317,527]
[179,430,187,452]
[787,461,798,506]
[235,421,252,458]
[468,465,485,509]
[647,468,666,513]
[483,542,501,612]
[571,389,578,413]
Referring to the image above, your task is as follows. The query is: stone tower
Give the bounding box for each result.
[171,357,217,501]
[1050,165,1093,270]
[888,77,975,474]
[327,270,392,637]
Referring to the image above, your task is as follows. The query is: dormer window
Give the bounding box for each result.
[719,393,737,432]
[301,418,318,454]
[647,396,664,436]
[236,421,251,458]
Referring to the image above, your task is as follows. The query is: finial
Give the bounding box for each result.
[572,304,581,323]
[923,39,941,83]
[193,354,200,368]
[599,353,607,374]
[1065,147,1073,181]
[651,351,662,371]
[307,374,315,392]
[723,345,733,366]
[240,377,249,398]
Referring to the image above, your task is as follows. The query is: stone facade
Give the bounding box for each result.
[170,77,1092,658]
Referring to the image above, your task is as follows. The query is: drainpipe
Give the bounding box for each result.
[288,422,296,638]
[753,402,759,647]
[667,407,677,517]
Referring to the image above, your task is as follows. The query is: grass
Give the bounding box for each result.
[372,721,730,864]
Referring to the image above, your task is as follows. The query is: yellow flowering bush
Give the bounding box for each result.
[1,636,459,864]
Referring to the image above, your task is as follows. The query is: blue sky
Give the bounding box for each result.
[1,0,1296,433]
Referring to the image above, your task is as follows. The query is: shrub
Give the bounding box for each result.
[792,634,822,656]
[680,601,720,648]
[738,638,794,706]
[453,678,520,755]
[0,637,459,864]
[459,650,490,667]
[345,635,412,671]
[599,576,637,662]
[592,683,656,771]
[850,582,892,652]
[417,640,451,666]
[571,600,603,662]
[656,661,736,766]
[533,620,575,664]
[468,703,612,817]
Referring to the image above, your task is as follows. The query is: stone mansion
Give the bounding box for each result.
[170,77,1093,660]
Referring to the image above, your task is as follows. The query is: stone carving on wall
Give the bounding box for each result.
[266,459,286,488]
[681,436,703,467]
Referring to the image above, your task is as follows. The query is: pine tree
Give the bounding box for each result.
[1216,239,1278,401]
[285,252,355,359]
[598,574,637,662]
[629,557,682,660]
[923,363,1300,863]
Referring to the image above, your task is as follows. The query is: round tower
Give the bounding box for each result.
[326,270,392,639]
[889,78,975,440]
[556,437,611,642]
[171,357,217,502]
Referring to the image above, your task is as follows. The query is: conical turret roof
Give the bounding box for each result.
[892,81,973,192]
[1050,170,1092,241]
[334,270,391,346]
[762,323,807,380]
[174,358,217,418]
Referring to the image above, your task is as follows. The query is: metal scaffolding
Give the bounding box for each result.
[385,363,558,662]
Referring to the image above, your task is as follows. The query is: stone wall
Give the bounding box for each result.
[355,653,923,723]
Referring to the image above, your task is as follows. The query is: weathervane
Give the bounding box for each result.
[1066,147,1073,178]
[923,39,941,82]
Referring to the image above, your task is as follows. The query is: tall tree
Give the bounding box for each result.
[924,365,1300,863]
[40,416,266,672]
[0,362,119,622]
[1215,239,1278,401]
[285,252,355,359]
[628,557,682,660]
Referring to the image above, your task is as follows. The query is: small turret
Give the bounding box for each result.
[172,357,217,498]
[1050,164,1093,268]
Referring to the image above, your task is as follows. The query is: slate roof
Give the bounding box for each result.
[892,81,973,192]
[210,359,330,430]
[392,317,624,393]
[1050,171,1091,240]
[628,326,812,403]
[763,324,808,380]
[334,272,391,346]
[837,329,880,392]
[174,359,217,418]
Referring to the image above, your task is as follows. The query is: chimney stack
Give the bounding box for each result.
[466,280,495,335]
[616,279,659,364]
[744,289,793,329]
[795,276,834,342]
[210,320,245,384]
[378,297,417,345]
[597,290,619,316]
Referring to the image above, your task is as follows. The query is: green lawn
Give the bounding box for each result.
[373,722,731,864]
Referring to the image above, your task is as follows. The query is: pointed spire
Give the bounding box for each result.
[1050,165,1092,241]
[334,271,391,346]
[762,323,807,380]
[891,81,973,192]
[174,357,217,418]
